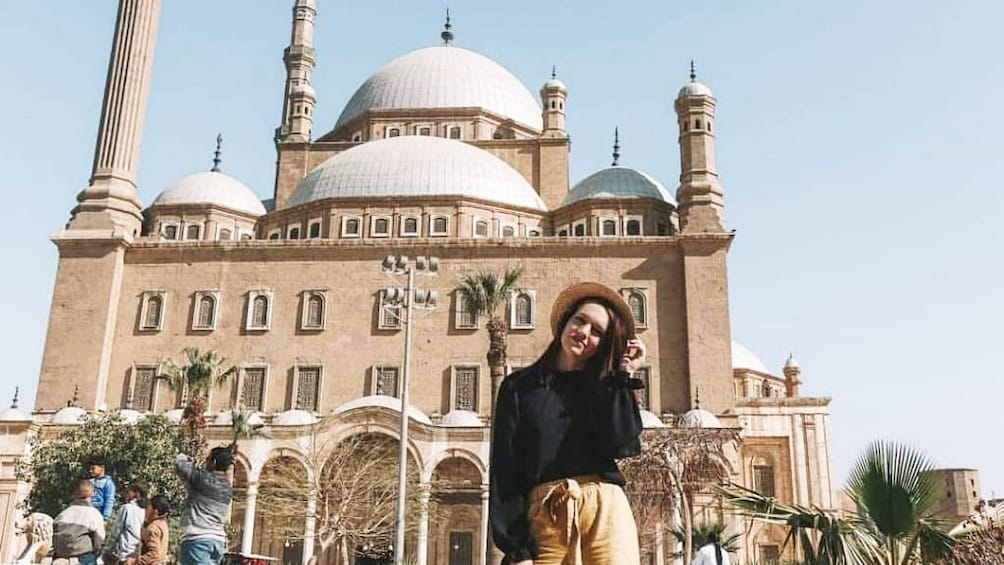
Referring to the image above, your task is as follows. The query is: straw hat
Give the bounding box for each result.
[549,282,636,338]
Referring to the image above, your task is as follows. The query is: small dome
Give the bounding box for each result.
[163,408,184,424]
[564,166,676,206]
[640,410,664,429]
[152,171,266,216]
[680,407,723,429]
[784,354,800,370]
[678,81,713,98]
[0,407,30,421]
[291,82,316,99]
[542,78,567,92]
[51,406,87,425]
[272,409,318,426]
[439,409,484,427]
[732,341,770,374]
[286,136,547,211]
[335,46,542,131]
[213,410,265,427]
[332,395,432,425]
[115,409,143,424]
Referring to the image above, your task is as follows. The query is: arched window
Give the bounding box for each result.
[344,218,360,237]
[550,100,556,109]
[289,227,300,240]
[269,231,280,240]
[695,119,702,130]
[602,219,617,236]
[626,219,642,236]
[308,222,321,238]
[419,127,431,136]
[352,133,361,142]
[304,293,324,329]
[142,295,163,330]
[558,229,568,237]
[708,121,712,132]
[197,295,216,329]
[515,293,532,327]
[683,121,689,132]
[502,225,515,237]
[218,228,232,241]
[573,223,585,237]
[251,295,269,329]
[761,381,773,398]
[475,220,489,237]
[432,216,448,235]
[559,101,563,110]
[240,233,253,241]
[627,291,646,327]
[449,126,461,139]
[373,217,390,235]
[527,229,541,237]
[403,217,419,235]
[163,225,178,240]
[186,224,201,240]
[388,128,400,137]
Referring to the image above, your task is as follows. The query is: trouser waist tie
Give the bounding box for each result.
[539,478,585,565]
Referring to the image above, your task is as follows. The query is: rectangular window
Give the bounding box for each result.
[379,290,402,330]
[371,216,391,237]
[374,366,400,397]
[294,366,322,411]
[301,291,325,330]
[341,216,361,238]
[455,292,477,329]
[245,290,273,331]
[139,291,167,332]
[185,224,201,240]
[192,291,219,331]
[308,219,322,239]
[239,367,267,411]
[400,216,420,236]
[128,366,158,411]
[452,366,480,412]
[754,465,776,498]
[509,290,535,330]
[634,367,651,410]
[430,216,449,236]
[162,224,179,240]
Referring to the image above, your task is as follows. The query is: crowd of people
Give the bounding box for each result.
[49,446,233,565]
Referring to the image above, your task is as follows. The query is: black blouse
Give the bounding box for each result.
[489,363,644,564]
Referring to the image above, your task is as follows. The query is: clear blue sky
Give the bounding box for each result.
[2,2,1002,495]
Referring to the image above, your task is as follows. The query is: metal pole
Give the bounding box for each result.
[394,265,416,564]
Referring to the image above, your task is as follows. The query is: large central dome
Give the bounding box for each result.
[334,46,543,131]
[286,136,547,211]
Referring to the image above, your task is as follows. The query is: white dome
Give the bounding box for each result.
[542,78,567,92]
[680,408,723,429]
[272,409,318,426]
[152,171,266,216]
[564,166,676,206]
[163,408,184,424]
[439,409,484,427]
[0,407,29,421]
[640,410,664,429]
[678,81,713,98]
[335,46,542,131]
[213,410,265,427]
[292,82,316,99]
[332,395,432,425]
[286,136,547,211]
[784,354,800,370]
[51,406,87,425]
[115,409,143,424]
[732,341,770,374]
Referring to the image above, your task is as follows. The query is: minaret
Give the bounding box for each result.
[784,354,802,397]
[68,0,162,235]
[540,66,568,138]
[277,0,317,143]
[611,127,621,166]
[211,133,223,172]
[674,61,726,233]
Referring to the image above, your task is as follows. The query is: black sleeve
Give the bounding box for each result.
[596,370,644,458]
[489,377,536,564]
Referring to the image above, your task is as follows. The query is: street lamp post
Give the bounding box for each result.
[381,254,438,565]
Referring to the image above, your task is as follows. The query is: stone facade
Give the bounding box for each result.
[2,2,838,564]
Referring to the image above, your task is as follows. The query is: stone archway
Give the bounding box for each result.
[430,457,484,565]
[230,459,250,552]
[254,454,311,564]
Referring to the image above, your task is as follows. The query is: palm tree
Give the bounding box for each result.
[163,347,237,459]
[454,267,522,410]
[722,440,955,564]
[670,522,741,559]
[228,406,269,452]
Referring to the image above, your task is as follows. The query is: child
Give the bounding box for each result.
[134,495,170,565]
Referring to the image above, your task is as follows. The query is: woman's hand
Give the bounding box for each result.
[621,337,647,373]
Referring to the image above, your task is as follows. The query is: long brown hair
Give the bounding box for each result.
[535,298,628,379]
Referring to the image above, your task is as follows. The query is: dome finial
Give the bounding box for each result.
[11,387,19,409]
[611,126,621,166]
[690,60,697,82]
[211,133,223,172]
[693,386,701,410]
[551,65,557,80]
[441,7,454,45]
[69,385,80,408]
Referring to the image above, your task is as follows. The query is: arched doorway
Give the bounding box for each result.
[254,455,310,564]
[430,456,483,565]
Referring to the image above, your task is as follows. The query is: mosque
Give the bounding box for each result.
[0,1,836,563]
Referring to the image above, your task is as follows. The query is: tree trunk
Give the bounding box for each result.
[486,316,508,416]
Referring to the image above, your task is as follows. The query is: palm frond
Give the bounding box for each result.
[454,268,523,321]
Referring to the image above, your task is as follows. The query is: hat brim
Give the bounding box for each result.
[550,282,636,338]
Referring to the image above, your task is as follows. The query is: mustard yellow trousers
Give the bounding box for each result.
[527,475,641,565]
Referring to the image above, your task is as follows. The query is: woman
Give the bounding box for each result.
[490,282,647,565]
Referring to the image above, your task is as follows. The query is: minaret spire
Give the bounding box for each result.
[277,0,318,143]
[690,60,697,82]
[674,61,725,233]
[11,387,19,409]
[67,0,162,234]
[211,133,223,172]
[611,127,621,166]
[551,65,557,79]
[441,8,454,44]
